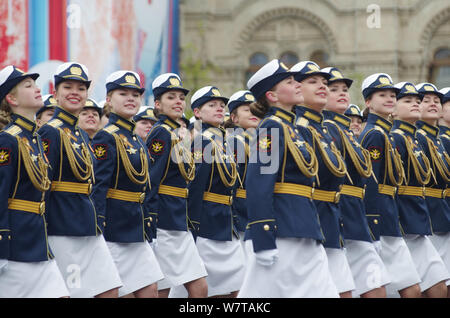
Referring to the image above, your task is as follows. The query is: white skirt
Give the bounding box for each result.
[153,229,207,290]
[107,241,165,297]
[238,238,339,298]
[427,233,450,286]
[325,247,356,294]
[379,236,422,297]
[169,236,246,298]
[48,235,123,298]
[0,259,69,298]
[345,240,391,297]
[404,234,450,291]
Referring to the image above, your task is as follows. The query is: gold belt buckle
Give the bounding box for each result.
[362,185,367,199]
[229,196,233,206]
[88,183,93,195]
[443,189,448,199]
[139,192,146,204]
[422,187,426,198]
[39,201,46,215]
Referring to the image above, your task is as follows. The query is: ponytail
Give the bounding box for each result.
[0,86,17,130]
[250,96,271,119]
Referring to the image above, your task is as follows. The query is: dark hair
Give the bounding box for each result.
[362,107,370,122]
[223,109,238,129]
[250,95,271,119]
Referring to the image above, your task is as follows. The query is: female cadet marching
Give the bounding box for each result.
[320,66,391,298]
[145,73,208,298]
[91,70,164,298]
[0,66,69,298]
[291,61,356,297]
[415,83,450,297]
[358,73,422,298]
[224,90,260,255]
[38,62,122,298]
[179,85,246,298]
[390,82,449,297]
[238,59,338,298]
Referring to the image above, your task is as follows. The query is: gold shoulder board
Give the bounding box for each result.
[104,125,119,134]
[48,119,63,128]
[4,125,22,136]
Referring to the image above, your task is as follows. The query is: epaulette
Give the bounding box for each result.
[4,124,22,137]
[296,116,309,128]
[391,129,404,136]
[202,130,214,140]
[47,119,63,128]
[374,126,386,134]
[161,124,173,132]
[103,124,119,134]
[269,115,282,124]
[417,129,427,136]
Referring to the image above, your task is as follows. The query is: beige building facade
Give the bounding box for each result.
[179,0,450,106]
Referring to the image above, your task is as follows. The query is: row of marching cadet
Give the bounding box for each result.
[0,59,449,298]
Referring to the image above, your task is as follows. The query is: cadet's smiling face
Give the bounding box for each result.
[155,90,186,120]
[365,89,397,118]
[135,119,154,140]
[419,93,442,125]
[349,116,363,137]
[326,81,350,114]
[108,88,142,120]
[55,80,88,116]
[300,75,329,112]
[194,99,226,127]
[393,95,421,124]
[78,108,101,136]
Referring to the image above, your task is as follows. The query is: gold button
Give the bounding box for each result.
[8,235,11,240]
[0,235,2,240]
[147,222,151,227]
[32,139,37,144]
[103,222,106,227]
[133,137,137,141]
[263,224,270,231]
[150,217,153,222]
[374,219,379,225]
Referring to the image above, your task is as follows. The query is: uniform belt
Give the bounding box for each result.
[107,189,146,203]
[273,182,314,199]
[340,185,366,199]
[398,186,426,197]
[235,189,247,199]
[203,192,233,206]
[313,189,340,203]
[425,188,448,199]
[8,199,45,215]
[51,181,92,195]
[378,184,397,198]
[158,185,189,198]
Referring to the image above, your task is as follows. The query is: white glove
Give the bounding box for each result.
[0,260,8,274]
[255,249,279,267]
[373,241,382,254]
